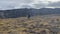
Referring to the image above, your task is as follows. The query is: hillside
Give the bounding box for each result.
[0,15,60,34]
[0,8,60,18]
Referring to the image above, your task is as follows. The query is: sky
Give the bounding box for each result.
[0,0,60,10]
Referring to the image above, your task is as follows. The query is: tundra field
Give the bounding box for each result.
[0,15,60,34]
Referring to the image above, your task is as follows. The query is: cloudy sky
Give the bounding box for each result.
[0,0,60,10]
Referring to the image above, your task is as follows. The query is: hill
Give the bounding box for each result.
[0,8,60,18]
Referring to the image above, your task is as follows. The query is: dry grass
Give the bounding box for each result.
[0,15,60,34]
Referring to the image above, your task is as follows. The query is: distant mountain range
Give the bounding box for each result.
[0,8,60,18]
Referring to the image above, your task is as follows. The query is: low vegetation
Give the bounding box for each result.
[0,15,60,34]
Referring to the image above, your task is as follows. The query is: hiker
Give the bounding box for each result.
[27,13,31,18]
[28,14,30,18]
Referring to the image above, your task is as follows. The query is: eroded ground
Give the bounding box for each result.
[0,15,60,34]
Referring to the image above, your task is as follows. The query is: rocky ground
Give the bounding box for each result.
[0,15,60,34]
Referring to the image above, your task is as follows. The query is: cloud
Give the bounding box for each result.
[0,0,33,10]
[47,0,60,2]
[31,1,48,9]
[48,1,60,8]
[0,0,60,10]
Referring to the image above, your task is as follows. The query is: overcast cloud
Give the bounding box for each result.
[48,1,60,8]
[0,0,60,10]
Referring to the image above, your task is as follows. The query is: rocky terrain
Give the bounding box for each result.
[0,15,60,34]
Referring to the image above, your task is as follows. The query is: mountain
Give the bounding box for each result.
[0,8,60,18]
